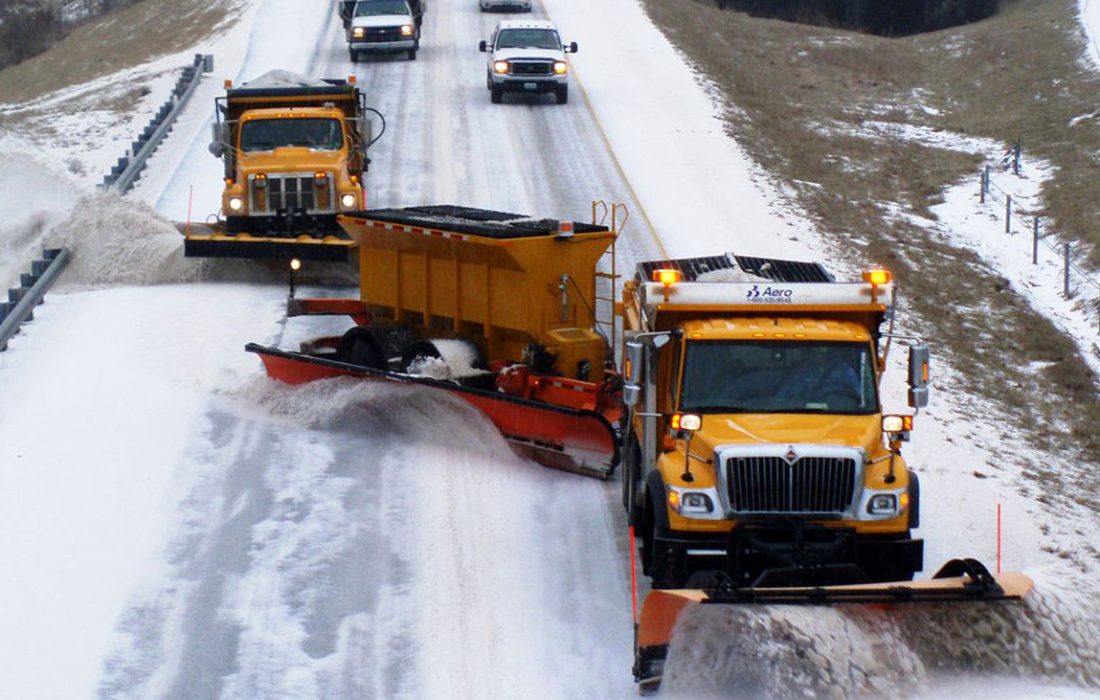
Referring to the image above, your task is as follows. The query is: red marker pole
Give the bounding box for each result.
[996,502,1003,575]
[629,525,638,626]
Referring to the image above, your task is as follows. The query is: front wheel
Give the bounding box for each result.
[408,48,418,60]
[350,50,359,64]
[490,85,503,104]
[621,437,643,526]
[555,84,568,105]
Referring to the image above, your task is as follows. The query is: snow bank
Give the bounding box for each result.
[662,568,1100,698]
[0,151,83,290]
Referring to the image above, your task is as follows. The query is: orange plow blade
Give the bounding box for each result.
[634,558,1033,692]
[246,343,620,478]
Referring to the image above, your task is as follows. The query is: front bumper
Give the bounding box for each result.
[490,75,566,93]
[350,39,416,51]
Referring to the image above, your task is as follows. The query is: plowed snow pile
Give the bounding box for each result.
[28,187,356,289]
[662,570,1100,699]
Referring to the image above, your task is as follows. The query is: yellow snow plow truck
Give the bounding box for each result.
[186,70,383,261]
[619,254,1032,691]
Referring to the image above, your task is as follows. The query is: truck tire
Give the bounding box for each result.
[641,472,686,589]
[408,46,418,60]
[336,326,386,370]
[490,85,503,104]
[621,436,643,526]
[350,50,360,64]
[555,85,568,105]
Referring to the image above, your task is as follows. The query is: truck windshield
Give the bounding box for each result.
[354,0,409,16]
[239,118,344,152]
[496,29,561,50]
[679,340,878,414]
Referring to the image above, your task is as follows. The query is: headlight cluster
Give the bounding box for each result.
[401,24,414,36]
[553,61,568,75]
[493,60,510,75]
[352,27,366,38]
[340,192,357,209]
[861,489,909,518]
[667,486,719,518]
[228,196,244,212]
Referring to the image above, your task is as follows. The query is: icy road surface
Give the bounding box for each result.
[0,0,1099,697]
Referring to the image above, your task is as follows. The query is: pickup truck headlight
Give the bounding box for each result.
[352,27,366,38]
[401,24,414,36]
[553,61,568,75]
[493,60,509,74]
[227,196,244,212]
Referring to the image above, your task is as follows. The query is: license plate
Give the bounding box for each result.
[524,82,537,90]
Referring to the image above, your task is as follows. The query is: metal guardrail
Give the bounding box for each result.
[100,53,214,193]
[0,248,70,352]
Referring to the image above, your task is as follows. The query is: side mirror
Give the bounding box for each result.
[907,344,930,409]
[479,40,488,52]
[208,122,227,158]
[567,41,578,53]
[623,340,644,407]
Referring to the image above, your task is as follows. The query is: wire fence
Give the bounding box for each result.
[979,142,1100,333]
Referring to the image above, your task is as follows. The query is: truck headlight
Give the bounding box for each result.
[667,486,718,517]
[228,196,244,212]
[352,27,366,38]
[867,493,898,515]
[401,24,414,36]
[553,61,568,75]
[340,192,357,208]
[493,60,509,74]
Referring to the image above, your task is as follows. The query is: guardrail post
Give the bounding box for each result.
[1032,218,1039,264]
[1063,243,1072,298]
[1005,195,1012,233]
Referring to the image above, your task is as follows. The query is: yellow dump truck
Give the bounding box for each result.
[189,70,383,261]
[620,254,930,590]
[621,254,1033,692]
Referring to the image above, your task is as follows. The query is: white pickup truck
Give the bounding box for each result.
[347,0,422,62]
[478,19,577,104]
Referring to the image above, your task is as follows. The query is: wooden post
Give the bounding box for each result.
[1064,243,1072,298]
[1032,217,1039,264]
[1005,195,1012,233]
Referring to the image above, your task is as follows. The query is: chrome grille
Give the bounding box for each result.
[726,455,856,514]
[259,175,323,213]
[510,61,552,76]
[362,26,404,42]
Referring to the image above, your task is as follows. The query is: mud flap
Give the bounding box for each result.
[246,343,620,478]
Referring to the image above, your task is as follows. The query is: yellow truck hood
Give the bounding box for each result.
[238,148,347,173]
[694,413,882,457]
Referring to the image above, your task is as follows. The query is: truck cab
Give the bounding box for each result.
[478,19,577,104]
[620,254,929,589]
[203,71,374,253]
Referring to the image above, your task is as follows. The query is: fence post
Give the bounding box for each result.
[1013,141,1021,175]
[1032,218,1039,264]
[980,167,988,204]
[1064,243,1071,298]
[1005,195,1012,233]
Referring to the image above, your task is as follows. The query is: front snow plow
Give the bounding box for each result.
[247,203,627,478]
[178,222,356,261]
[633,558,1033,693]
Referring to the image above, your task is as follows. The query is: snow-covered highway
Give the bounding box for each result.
[1,0,1099,698]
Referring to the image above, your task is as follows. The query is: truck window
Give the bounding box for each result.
[679,340,878,414]
[354,0,410,16]
[496,29,561,50]
[239,118,344,152]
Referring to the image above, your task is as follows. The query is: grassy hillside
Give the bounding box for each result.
[640,0,1100,504]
